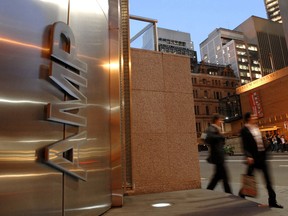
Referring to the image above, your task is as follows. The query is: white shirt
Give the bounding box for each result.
[245,123,265,151]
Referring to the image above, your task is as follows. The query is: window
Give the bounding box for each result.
[248,46,257,51]
[237,51,246,55]
[196,122,201,133]
[251,66,261,72]
[236,44,246,49]
[238,58,248,63]
[194,105,200,115]
[192,77,197,84]
[193,90,198,98]
[206,106,209,115]
[204,90,208,98]
[255,74,262,78]
[239,64,249,70]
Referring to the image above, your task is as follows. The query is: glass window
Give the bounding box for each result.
[255,74,262,78]
[236,44,246,49]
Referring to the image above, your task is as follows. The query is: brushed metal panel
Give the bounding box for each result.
[0,0,69,215]
[63,0,113,215]
[109,0,123,207]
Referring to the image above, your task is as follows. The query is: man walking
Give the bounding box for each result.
[206,114,232,194]
[238,112,283,208]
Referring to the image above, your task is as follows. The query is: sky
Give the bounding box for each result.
[129,0,267,60]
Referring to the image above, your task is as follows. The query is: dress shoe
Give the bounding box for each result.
[238,191,245,199]
[269,203,284,208]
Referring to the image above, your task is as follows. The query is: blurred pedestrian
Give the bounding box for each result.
[238,112,283,208]
[205,114,232,194]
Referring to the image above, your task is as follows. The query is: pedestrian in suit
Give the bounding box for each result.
[206,114,232,194]
[238,112,283,208]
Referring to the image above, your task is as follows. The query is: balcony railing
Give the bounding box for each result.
[129,15,158,51]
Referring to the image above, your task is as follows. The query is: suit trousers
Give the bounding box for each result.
[207,163,231,194]
[246,151,276,203]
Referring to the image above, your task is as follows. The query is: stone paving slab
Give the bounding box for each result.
[103,189,285,216]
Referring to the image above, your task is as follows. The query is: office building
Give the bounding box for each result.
[200,28,261,85]
[264,0,282,23]
[200,16,288,85]
[143,27,197,63]
[265,0,288,47]
[278,0,288,47]
[235,16,288,75]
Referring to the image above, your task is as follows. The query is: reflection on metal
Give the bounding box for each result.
[45,131,87,181]
[0,98,47,104]
[0,0,120,214]
[0,37,50,51]
[109,0,123,207]
[65,204,110,211]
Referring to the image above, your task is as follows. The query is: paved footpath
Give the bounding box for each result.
[103,187,286,216]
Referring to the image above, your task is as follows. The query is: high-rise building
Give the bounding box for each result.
[264,0,282,23]
[265,0,288,47]
[235,16,288,76]
[278,0,288,47]
[200,28,261,85]
[200,16,288,85]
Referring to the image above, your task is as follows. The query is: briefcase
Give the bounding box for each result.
[241,174,257,197]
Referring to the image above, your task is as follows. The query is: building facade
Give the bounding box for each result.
[201,16,288,85]
[264,0,282,23]
[200,28,262,85]
[143,27,198,64]
[278,0,288,47]
[236,66,288,138]
[191,62,239,139]
[235,16,288,76]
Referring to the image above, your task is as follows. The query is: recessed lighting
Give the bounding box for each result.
[151,203,172,208]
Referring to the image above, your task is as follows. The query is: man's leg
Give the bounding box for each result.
[207,164,221,190]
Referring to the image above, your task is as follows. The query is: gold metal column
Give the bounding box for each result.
[120,0,133,191]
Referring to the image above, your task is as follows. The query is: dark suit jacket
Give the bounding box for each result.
[240,125,267,165]
[206,125,225,164]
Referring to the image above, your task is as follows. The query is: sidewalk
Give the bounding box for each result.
[103,188,286,216]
